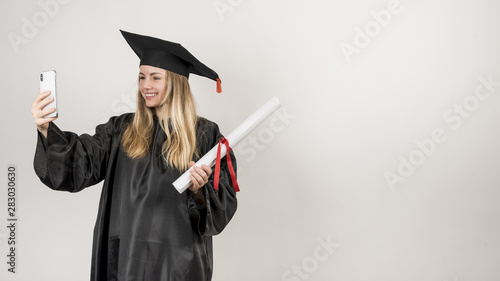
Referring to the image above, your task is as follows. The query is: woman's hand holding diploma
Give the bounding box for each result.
[188,161,213,206]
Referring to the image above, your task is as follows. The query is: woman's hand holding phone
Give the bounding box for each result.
[31,90,58,138]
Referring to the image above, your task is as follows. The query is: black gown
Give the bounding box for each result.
[34,113,238,281]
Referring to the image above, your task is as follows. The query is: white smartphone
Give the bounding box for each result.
[39,70,58,118]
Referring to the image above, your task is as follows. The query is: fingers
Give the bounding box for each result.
[189,164,212,189]
[31,90,57,133]
[33,94,54,111]
[44,116,58,123]
[31,91,55,119]
[32,103,56,122]
[40,95,54,109]
[32,90,51,107]
[39,106,56,118]
[190,166,206,187]
[35,110,58,126]
[200,164,213,177]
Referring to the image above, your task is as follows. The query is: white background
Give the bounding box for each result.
[1,0,500,280]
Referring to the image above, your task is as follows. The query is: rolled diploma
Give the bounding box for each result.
[173,96,281,193]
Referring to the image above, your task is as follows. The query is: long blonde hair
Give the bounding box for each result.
[121,70,199,172]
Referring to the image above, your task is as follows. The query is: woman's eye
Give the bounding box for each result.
[139,76,145,80]
[153,77,161,80]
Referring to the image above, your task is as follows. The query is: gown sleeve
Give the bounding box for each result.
[188,120,238,236]
[33,116,122,192]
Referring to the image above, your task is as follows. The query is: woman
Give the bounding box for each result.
[31,30,238,281]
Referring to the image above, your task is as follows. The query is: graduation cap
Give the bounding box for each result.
[120,30,222,93]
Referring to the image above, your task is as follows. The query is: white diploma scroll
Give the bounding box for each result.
[173,97,282,193]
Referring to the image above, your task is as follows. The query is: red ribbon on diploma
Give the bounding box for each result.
[214,137,240,192]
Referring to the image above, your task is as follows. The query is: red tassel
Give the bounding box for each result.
[216,78,222,93]
[214,137,240,192]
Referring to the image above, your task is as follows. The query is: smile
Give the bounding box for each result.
[144,92,158,100]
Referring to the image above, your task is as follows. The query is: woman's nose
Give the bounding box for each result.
[143,81,153,89]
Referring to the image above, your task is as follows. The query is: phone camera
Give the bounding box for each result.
[40,74,43,82]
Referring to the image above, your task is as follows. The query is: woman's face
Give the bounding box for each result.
[139,65,168,114]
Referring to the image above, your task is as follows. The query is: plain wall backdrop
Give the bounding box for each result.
[1,0,500,280]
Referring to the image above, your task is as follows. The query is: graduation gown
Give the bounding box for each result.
[34,113,238,281]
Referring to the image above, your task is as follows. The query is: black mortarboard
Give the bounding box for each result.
[120,30,222,93]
